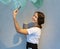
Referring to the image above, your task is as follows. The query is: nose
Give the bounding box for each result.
[32,16,35,20]
[32,16,37,22]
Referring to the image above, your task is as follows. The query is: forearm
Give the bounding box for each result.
[13,9,28,35]
[13,17,21,33]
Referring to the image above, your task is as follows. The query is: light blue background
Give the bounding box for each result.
[0,0,60,49]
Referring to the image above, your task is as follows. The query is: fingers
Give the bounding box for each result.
[14,9,18,13]
[13,9,18,18]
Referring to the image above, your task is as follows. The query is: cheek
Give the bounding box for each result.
[32,17,37,22]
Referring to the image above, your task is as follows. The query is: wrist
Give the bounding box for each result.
[13,15,16,18]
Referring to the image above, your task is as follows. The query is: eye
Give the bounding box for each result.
[33,15,37,18]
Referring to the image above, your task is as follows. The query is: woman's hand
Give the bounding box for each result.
[13,9,18,18]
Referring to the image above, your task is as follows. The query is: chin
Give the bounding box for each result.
[32,21,35,23]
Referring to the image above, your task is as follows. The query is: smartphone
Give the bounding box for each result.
[18,6,21,10]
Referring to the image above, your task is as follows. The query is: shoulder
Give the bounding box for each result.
[30,27,41,31]
[27,27,41,34]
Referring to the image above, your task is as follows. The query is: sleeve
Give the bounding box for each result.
[27,27,35,35]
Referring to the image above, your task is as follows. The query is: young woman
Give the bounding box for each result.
[13,9,45,49]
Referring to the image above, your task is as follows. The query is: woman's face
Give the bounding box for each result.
[32,12,38,23]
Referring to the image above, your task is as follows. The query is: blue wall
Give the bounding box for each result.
[0,0,60,49]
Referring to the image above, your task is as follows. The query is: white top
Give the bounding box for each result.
[27,27,41,44]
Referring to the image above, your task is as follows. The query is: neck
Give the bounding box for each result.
[33,22,41,28]
[33,22,38,27]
